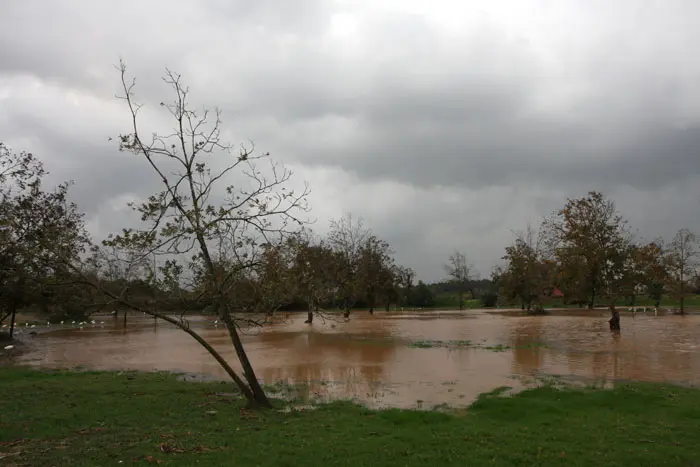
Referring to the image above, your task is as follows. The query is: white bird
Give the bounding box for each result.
[4,345,14,350]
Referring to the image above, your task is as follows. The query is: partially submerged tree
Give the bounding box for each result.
[499,223,550,313]
[542,192,631,309]
[357,235,395,314]
[665,229,698,315]
[79,62,310,408]
[444,250,471,310]
[287,232,339,324]
[327,214,371,318]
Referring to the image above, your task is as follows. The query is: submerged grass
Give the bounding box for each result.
[406,339,549,351]
[2,368,700,466]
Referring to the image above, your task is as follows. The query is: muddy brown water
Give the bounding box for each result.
[14,310,700,409]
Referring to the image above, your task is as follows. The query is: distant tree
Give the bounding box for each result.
[542,192,631,309]
[444,250,472,310]
[327,213,371,318]
[626,241,667,307]
[498,223,550,313]
[394,266,415,309]
[287,232,336,324]
[665,229,698,315]
[357,235,395,314]
[480,292,499,308]
[410,280,435,308]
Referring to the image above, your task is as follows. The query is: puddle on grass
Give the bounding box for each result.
[15,309,700,409]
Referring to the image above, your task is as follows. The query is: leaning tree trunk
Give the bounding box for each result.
[305,310,313,324]
[220,312,271,409]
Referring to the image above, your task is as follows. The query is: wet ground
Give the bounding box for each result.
[14,310,700,409]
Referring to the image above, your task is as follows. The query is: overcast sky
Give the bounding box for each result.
[1,0,699,282]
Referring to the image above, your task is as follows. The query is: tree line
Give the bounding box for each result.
[493,191,699,314]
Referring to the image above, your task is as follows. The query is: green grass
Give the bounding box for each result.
[2,368,700,466]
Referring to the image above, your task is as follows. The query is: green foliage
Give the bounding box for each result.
[543,191,632,308]
[409,280,435,308]
[480,292,498,308]
[2,368,700,466]
[0,143,91,328]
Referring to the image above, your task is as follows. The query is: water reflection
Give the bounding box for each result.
[16,311,700,408]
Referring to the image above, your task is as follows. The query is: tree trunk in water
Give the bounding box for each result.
[385,303,390,312]
[343,309,350,319]
[608,305,621,331]
[8,306,16,339]
[305,311,313,324]
[459,292,464,310]
[369,307,374,315]
[221,313,271,409]
[680,296,685,316]
[123,310,127,329]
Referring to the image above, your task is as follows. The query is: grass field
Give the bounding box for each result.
[2,368,699,466]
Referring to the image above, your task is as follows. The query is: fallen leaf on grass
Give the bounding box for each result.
[239,408,256,420]
[159,443,184,454]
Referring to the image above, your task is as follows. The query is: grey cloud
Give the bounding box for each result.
[2,0,700,281]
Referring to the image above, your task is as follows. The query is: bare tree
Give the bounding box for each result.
[75,62,310,408]
[665,228,698,315]
[444,250,472,310]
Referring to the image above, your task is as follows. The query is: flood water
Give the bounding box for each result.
[16,310,700,409]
